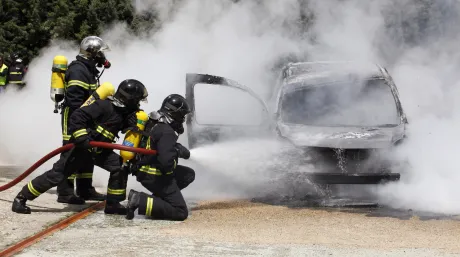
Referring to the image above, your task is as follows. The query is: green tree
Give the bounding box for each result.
[0,0,157,65]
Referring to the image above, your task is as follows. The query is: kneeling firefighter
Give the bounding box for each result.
[125,94,195,221]
[12,79,149,215]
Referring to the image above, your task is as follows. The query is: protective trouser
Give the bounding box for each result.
[56,106,96,196]
[135,165,195,221]
[21,147,128,203]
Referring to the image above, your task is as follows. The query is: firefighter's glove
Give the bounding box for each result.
[121,113,140,134]
[74,135,91,149]
[175,143,190,160]
[127,112,138,127]
[121,126,140,134]
[123,162,137,176]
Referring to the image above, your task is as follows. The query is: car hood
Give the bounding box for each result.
[277,122,403,149]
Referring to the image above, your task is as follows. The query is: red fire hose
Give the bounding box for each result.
[0,141,157,192]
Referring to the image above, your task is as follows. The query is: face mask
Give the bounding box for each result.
[95,52,111,69]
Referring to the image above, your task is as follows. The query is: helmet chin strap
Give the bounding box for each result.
[157,111,174,124]
[154,111,184,135]
[110,96,125,108]
[96,67,105,86]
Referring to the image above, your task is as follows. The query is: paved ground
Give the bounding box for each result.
[2,167,460,256]
[0,173,101,250]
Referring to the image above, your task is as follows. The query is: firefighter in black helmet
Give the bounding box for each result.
[12,79,148,215]
[125,94,195,221]
[57,36,112,205]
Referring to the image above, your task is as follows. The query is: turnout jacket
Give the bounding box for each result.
[68,99,135,145]
[135,121,179,175]
[7,63,26,84]
[64,56,100,110]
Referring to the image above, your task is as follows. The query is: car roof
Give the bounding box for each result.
[282,61,383,75]
[281,61,386,91]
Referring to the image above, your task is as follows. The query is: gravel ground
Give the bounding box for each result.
[163,200,460,253]
[12,199,460,257]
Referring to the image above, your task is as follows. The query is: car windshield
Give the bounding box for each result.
[280,78,400,127]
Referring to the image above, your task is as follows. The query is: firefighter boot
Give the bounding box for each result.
[126,189,141,220]
[77,187,106,201]
[104,201,127,215]
[57,194,86,205]
[12,193,31,214]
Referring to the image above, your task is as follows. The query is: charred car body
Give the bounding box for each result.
[185,61,408,188]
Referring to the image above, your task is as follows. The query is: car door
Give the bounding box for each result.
[185,73,272,149]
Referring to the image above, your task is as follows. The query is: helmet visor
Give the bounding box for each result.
[140,87,148,103]
[99,41,110,52]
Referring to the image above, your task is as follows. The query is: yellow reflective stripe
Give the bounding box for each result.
[67,174,76,180]
[73,129,87,138]
[146,138,151,150]
[139,166,162,175]
[63,135,71,140]
[146,197,154,216]
[174,159,176,169]
[66,80,97,90]
[107,188,125,195]
[10,72,22,74]
[62,107,69,138]
[89,148,103,154]
[67,80,90,89]
[139,165,173,175]
[75,173,93,179]
[96,126,115,140]
[9,81,23,83]
[27,181,41,197]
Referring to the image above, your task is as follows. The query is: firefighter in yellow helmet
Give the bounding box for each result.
[0,56,8,93]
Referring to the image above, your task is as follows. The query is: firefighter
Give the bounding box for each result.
[0,56,8,93]
[125,94,195,221]
[11,79,149,215]
[6,53,26,88]
[57,36,112,205]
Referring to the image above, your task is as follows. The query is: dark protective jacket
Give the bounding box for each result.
[7,62,26,84]
[135,120,179,175]
[63,56,100,110]
[68,99,136,147]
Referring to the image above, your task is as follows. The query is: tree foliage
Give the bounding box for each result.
[0,0,155,65]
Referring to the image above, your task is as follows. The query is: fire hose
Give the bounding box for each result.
[0,141,157,192]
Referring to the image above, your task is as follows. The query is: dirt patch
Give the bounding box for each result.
[162,200,460,253]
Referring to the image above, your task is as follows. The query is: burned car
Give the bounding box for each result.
[185,61,408,187]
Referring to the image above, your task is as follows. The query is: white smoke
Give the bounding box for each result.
[0,0,306,196]
[1,0,460,214]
